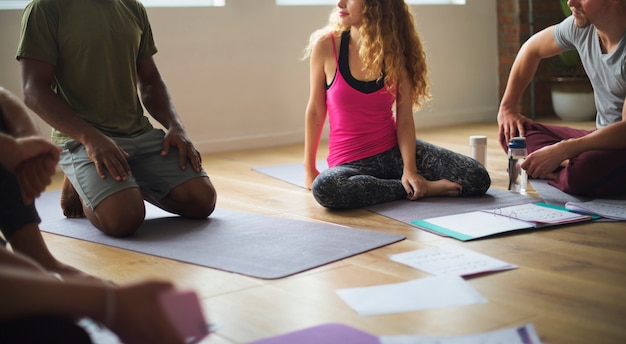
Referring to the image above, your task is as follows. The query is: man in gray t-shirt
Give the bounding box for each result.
[497,0,626,197]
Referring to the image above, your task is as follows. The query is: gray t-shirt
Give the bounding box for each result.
[553,15,626,128]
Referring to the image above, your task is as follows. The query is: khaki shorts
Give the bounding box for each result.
[59,129,208,210]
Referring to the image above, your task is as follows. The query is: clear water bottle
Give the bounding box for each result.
[507,137,527,193]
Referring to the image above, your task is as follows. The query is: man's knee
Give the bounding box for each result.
[168,177,217,219]
[187,183,217,219]
[89,190,146,237]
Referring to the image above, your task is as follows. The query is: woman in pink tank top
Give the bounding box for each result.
[303,0,490,209]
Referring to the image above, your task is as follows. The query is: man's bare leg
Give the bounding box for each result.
[83,188,146,237]
[147,176,216,219]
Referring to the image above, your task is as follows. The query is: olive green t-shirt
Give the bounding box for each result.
[16,0,156,144]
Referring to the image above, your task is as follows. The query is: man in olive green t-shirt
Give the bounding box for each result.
[17,0,217,237]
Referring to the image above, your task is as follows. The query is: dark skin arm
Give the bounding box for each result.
[136,57,202,173]
[0,246,187,344]
[0,86,60,204]
[20,58,131,182]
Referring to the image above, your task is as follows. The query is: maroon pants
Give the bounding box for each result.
[500,121,626,197]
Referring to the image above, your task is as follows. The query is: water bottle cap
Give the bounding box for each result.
[469,135,487,145]
[508,136,526,148]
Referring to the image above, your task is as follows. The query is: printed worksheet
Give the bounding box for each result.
[481,203,591,225]
[565,199,626,220]
[389,244,517,276]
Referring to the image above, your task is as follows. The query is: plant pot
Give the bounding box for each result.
[551,76,596,121]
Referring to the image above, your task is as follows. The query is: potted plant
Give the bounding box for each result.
[550,0,596,121]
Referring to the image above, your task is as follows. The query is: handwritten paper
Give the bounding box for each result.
[380,323,542,344]
[565,199,626,220]
[389,245,517,276]
[480,203,591,225]
[335,275,487,316]
[413,202,595,241]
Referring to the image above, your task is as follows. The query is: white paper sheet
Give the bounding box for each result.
[389,245,517,276]
[481,203,590,224]
[413,211,533,241]
[379,323,542,344]
[565,199,626,220]
[335,275,487,316]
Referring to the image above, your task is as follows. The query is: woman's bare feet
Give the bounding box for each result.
[60,175,85,218]
[424,179,463,197]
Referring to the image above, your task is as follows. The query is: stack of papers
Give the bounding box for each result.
[412,203,593,241]
[565,199,626,220]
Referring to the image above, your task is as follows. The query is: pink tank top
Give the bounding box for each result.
[326,32,397,167]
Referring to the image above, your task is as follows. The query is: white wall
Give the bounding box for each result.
[0,0,497,154]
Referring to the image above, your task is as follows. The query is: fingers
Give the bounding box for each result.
[181,142,202,173]
[498,128,507,148]
[177,145,187,170]
[99,156,131,181]
[15,155,56,204]
[161,134,202,172]
[504,124,518,143]
[517,122,526,138]
[404,183,421,200]
[85,139,130,181]
[175,144,195,171]
[305,169,319,191]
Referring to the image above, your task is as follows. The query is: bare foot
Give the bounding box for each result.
[60,175,85,218]
[424,179,463,197]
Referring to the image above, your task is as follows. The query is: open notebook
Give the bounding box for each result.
[412,202,595,241]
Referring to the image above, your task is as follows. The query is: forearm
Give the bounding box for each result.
[499,46,541,114]
[23,83,100,145]
[560,121,626,157]
[140,77,183,131]
[500,27,562,116]
[395,82,418,174]
[395,108,417,174]
[0,267,109,323]
[0,134,59,173]
[397,126,417,174]
[0,134,17,160]
[304,108,326,171]
[0,87,40,137]
[0,247,46,274]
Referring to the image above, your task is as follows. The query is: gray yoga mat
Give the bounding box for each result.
[36,191,404,279]
[365,187,536,225]
[252,161,328,189]
[251,162,535,225]
[529,179,591,206]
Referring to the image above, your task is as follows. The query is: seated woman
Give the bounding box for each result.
[303,0,490,209]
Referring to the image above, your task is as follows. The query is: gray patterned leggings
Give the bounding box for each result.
[311,140,491,209]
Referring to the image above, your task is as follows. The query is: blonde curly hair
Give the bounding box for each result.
[304,0,431,110]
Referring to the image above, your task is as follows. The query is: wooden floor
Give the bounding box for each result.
[42,120,626,343]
